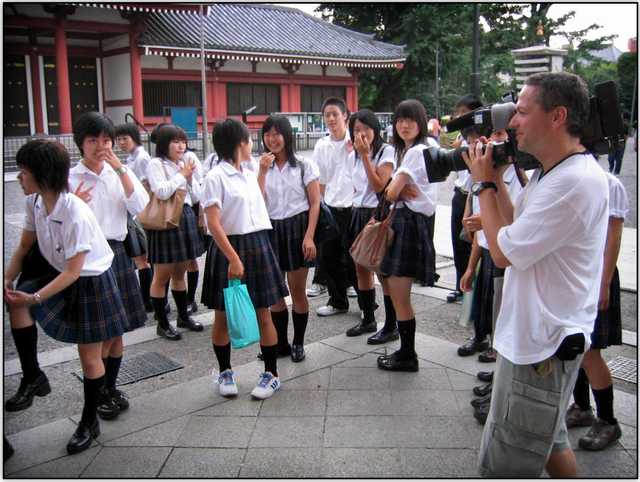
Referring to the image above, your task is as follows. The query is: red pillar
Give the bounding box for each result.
[129,29,144,122]
[55,18,72,134]
[280,84,290,112]
[212,81,227,119]
[29,51,44,133]
[289,83,301,111]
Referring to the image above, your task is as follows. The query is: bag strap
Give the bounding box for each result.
[228,278,241,286]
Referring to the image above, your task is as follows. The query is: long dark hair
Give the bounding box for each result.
[154,124,188,159]
[261,115,297,167]
[348,109,385,162]
[392,99,429,166]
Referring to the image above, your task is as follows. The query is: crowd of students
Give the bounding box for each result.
[3,91,628,459]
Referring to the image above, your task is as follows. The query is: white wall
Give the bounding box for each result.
[141,55,169,69]
[325,66,351,77]
[105,105,133,124]
[256,62,287,74]
[173,57,201,70]
[102,34,129,51]
[295,64,323,76]
[102,54,132,100]
[219,60,252,73]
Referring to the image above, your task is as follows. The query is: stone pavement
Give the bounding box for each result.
[4,327,637,478]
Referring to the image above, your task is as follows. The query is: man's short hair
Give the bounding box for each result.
[115,123,142,146]
[73,112,115,155]
[321,97,348,115]
[525,72,590,138]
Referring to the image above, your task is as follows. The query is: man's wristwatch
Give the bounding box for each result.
[114,166,128,176]
[471,181,498,196]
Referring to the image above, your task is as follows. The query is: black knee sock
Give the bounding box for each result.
[573,368,591,410]
[11,325,41,382]
[397,318,416,359]
[292,311,308,345]
[80,375,105,426]
[187,270,199,304]
[357,289,376,325]
[171,289,190,320]
[213,343,232,372]
[164,281,170,300]
[382,295,397,333]
[271,309,289,349]
[151,296,169,328]
[592,385,616,424]
[138,268,152,305]
[260,345,278,377]
[104,356,122,391]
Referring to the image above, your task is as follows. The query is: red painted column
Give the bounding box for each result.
[289,83,301,112]
[280,84,290,112]
[54,18,72,134]
[129,29,144,122]
[352,70,359,111]
[29,51,44,133]
[212,81,227,119]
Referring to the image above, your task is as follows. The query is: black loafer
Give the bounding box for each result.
[5,372,51,412]
[346,322,377,337]
[478,348,497,363]
[291,344,306,362]
[109,388,129,411]
[473,382,493,397]
[177,315,203,332]
[446,290,463,303]
[457,337,490,357]
[367,328,399,345]
[257,344,291,360]
[477,371,494,383]
[377,351,419,372]
[67,419,100,455]
[156,323,182,341]
[97,389,120,420]
[473,401,490,425]
[186,301,198,315]
[470,393,491,408]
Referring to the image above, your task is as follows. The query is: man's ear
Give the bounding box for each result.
[552,105,569,128]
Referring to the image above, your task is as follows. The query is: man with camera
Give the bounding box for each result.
[463,72,609,477]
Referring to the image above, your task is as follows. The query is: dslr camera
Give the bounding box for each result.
[424,81,626,183]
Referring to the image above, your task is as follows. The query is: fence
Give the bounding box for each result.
[3,131,328,173]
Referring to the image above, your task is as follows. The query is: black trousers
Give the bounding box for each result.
[320,206,357,309]
[311,242,329,285]
[450,187,471,292]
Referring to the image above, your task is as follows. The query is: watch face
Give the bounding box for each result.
[471,182,481,194]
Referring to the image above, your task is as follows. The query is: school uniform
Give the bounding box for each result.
[17,192,127,344]
[263,156,320,272]
[126,145,151,183]
[201,160,289,311]
[380,143,438,285]
[347,144,395,248]
[69,161,149,332]
[146,156,205,264]
[590,172,628,349]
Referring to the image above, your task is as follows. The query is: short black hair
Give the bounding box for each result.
[115,123,142,146]
[392,99,429,165]
[149,122,169,144]
[154,124,188,158]
[525,72,590,138]
[16,139,70,194]
[348,109,384,160]
[321,97,348,115]
[262,115,297,166]
[455,94,483,113]
[73,111,115,155]
[212,119,251,162]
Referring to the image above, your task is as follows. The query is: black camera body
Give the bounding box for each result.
[424,80,626,183]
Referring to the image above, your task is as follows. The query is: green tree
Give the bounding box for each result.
[617,52,638,119]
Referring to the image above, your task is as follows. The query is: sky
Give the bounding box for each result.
[282,3,637,52]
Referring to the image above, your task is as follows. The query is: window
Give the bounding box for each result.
[143,80,201,116]
[4,55,30,136]
[227,83,280,115]
[301,85,346,112]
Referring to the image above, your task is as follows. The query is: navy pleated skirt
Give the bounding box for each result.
[107,240,147,332]
[591,268,622,349]
[270,210,314,272]
[147,204,205,264]
[347,206,376,249]
[201,230,289,311]
[379,207,438,285]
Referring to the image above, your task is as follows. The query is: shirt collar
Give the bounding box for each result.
[219,160,241,176]
[77,160,114,178]
[47,192,69,223]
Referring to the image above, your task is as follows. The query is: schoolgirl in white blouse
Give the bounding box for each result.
[202,119,289,400]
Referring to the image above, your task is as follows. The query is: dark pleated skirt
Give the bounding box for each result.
[18,268,126,344]
[379,207,438,285]
[107,240,147,332]
[270,210,314,272]
[147,204,205,264]
[201,230,289,311]
[591,268,622,349]
[347,207,376,249]
[470,248,495,337]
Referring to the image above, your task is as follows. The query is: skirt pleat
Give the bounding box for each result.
[591,268,622,348]
[148,204,205,264]
[270,211,314,272]
[108,240,147,332]
[201,230,289,311]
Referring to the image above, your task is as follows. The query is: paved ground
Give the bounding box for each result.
[2,141,637,477]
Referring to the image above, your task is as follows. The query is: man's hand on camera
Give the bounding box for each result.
[462,138,497,183]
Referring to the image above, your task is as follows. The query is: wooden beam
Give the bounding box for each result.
[5,15,130,33]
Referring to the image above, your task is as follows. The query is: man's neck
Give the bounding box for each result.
[329,128,346,142]
[82,158,104,175]
[537,137,585,173]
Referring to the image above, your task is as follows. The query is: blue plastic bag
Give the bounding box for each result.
[223,279,260,349]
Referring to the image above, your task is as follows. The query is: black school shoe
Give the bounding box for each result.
[186,301,198,315]
[457,337,490,357]
[5,372,51,412]
[446,290,463,303]
[367,328,399,344]
[470,393,491,408]
[477,371,494,383]
[67,419,100,455]
[473,399,491,425]
[177,315,204,332]
[473,382,493,397]
[109,388,130,411]
[377,350,419,372]
[291,344,306,363]
[97,389,120,420]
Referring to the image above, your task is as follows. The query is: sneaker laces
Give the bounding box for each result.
[218,370,234,385]
[257,372,273,389]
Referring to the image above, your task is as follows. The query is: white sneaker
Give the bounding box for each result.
[216,369,238,397]
[316,304,348,316]
[306,283,327,297]
[250,372,281,400]
[347,286,357,298]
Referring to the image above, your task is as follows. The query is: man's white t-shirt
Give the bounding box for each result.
[494,153,609,365]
